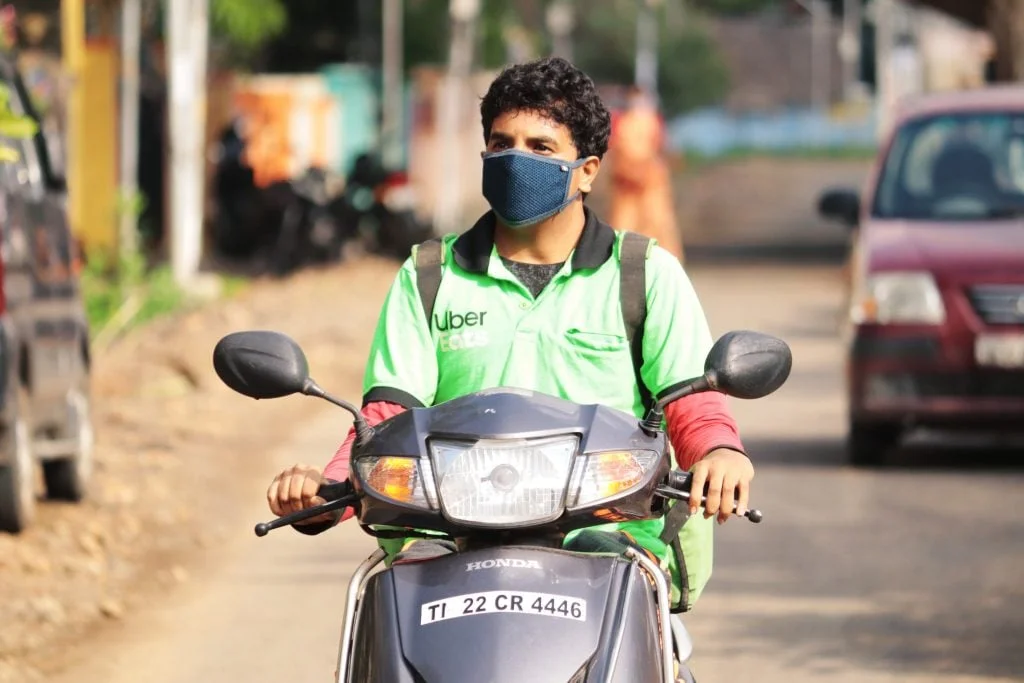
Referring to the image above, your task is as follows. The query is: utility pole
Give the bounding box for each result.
[381,0,404,169]
[812,0,830,110]
[635,0,660,94]
[166,0,209,288]
[118,0,141,260]
[434,0,479,235]
[795,0,831,111]
[839,0,863,102]
[873,0,894,141]
[546,0,575,62]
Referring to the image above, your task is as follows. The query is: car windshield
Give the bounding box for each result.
[871,111,1024,221]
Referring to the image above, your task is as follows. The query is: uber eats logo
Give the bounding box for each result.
[435,309,490,352]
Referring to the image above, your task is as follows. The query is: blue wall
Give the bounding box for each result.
[667,107,878,156]
[319,63,413,175]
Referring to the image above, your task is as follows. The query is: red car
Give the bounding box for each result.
[819,86,1024,466]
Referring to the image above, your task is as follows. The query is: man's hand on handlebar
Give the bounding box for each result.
[689,448,754,524]
[266,463,334,525]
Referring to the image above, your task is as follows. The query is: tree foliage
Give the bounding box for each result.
[571,1,730,116]
[401,0,729,116]
[210,0,288,50]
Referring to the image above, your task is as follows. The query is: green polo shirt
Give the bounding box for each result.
[363,209,713,414]
[360,209,718,609]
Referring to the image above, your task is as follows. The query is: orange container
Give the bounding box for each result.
[233,76,338,188]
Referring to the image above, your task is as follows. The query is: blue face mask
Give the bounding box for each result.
[481,149,588,229]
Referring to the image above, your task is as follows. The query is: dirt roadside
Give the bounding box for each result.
[0,256,399,682]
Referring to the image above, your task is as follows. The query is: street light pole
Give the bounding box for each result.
[635,0,659,94]
[546,1,575,62]
[874,0,894,141]
[381,0,404,170]
[839,0,863,102]
[794,0,830,111]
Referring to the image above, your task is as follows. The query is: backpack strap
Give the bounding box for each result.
[414,238,444,326]
[619,231,654,414]
[621,232,695,612]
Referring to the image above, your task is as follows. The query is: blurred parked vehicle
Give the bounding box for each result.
[0,54,93,532]
[819,86,1024,466]
[211,145,432,273]
[341,152,434,262]
[267,166,355,277]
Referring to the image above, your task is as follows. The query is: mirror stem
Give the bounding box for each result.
[640,407,664,435]
[640,373,716,434]
[302,379,375,446]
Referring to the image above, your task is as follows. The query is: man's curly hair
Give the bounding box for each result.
[480,57,612,160]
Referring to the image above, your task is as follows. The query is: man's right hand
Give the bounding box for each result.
[266,463,335,525]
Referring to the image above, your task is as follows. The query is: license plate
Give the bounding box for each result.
[975,333,1024,368]
[419,590,587,625]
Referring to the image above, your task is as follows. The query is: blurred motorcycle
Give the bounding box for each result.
[342,153,435,262]
[267,167,355,277]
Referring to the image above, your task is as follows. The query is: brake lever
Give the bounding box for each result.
[654,486,763,524]
[254,493,358,537]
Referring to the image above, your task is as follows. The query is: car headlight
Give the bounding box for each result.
[429,436,579,527]
[853,271,946,324]
[566,449,661,509]
[356,456,438,510]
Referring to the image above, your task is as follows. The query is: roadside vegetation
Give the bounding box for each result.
[81,246,248,349]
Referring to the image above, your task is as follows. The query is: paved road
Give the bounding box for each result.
[54,262,1024,683]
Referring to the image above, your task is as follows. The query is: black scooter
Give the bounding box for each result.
[212,329,792,682]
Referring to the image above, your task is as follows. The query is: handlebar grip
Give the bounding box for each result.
[663,471,763,523]
[667,470,693,491]
[317,480,352,501]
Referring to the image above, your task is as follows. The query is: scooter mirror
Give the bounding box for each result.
[703,330,792,400]
[213,330,311,400]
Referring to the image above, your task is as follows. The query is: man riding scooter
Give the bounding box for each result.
[266,57,755,637]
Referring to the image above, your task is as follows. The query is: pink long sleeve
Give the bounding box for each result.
[322,401,408,523]
[663,392,746,472]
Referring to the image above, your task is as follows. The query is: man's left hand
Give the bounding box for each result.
[688,448,754,524]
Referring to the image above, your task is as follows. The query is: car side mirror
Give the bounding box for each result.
[212,330,311,399]
[817,188,860,228]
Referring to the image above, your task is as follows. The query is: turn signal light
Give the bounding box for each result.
[356,456,434,508]
[567,449,660,508]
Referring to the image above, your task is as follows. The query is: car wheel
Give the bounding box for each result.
[848,421,902,467]
[42,386,94,502]
[0,389,36,533]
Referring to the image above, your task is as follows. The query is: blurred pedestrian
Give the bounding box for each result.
[608,85,684,263]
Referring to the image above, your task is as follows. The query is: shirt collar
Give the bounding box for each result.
[451,206,616,275]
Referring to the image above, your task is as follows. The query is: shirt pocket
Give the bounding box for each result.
[553,329,637,413]
[563,328,630,354]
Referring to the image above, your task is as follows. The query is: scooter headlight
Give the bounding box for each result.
[429,436,579,526]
